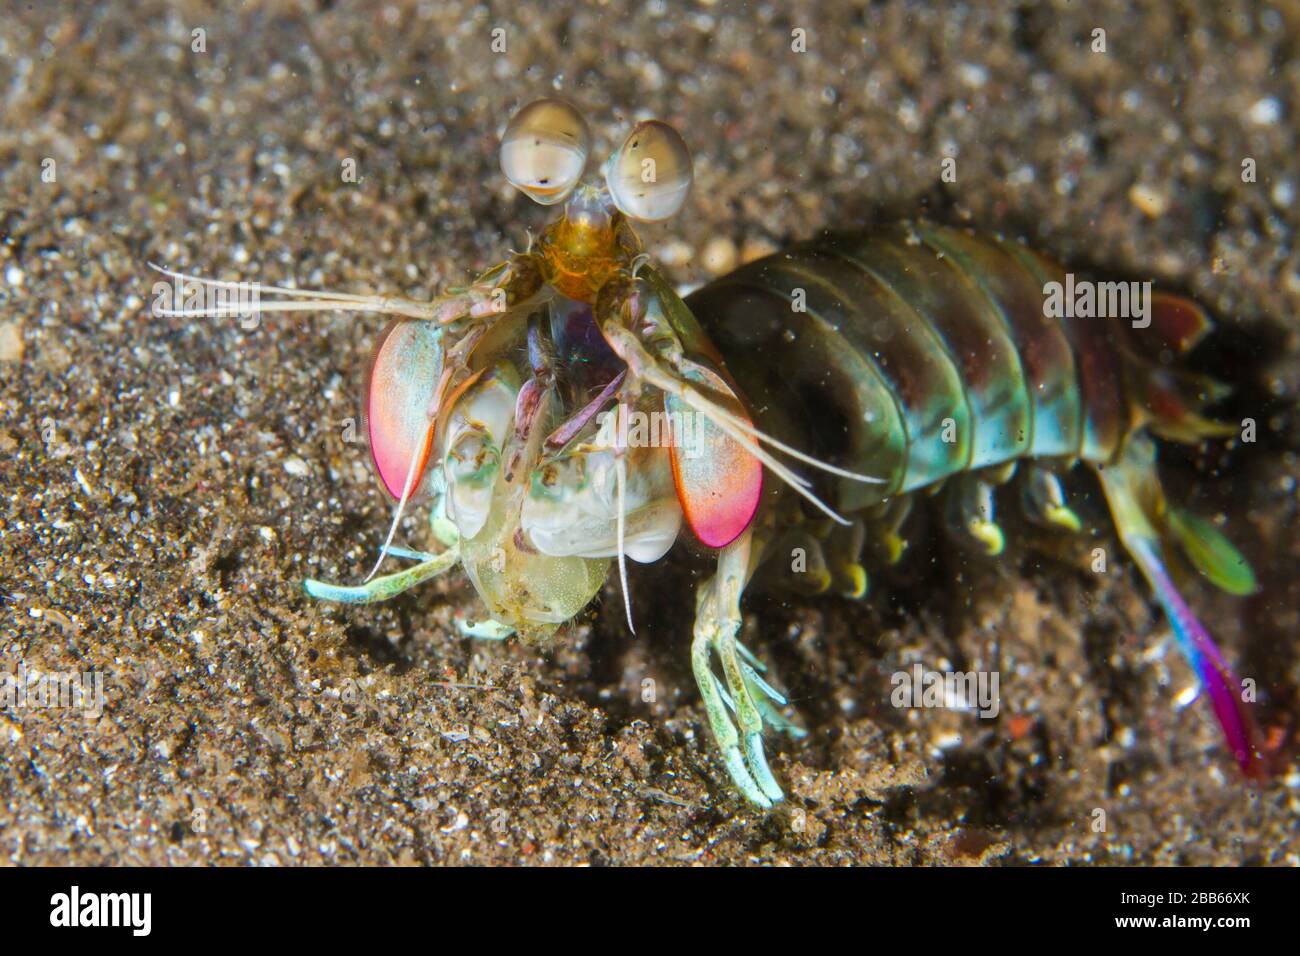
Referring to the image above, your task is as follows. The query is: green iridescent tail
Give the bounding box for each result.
[1095,432,1264,777]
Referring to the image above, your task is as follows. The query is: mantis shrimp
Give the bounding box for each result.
[155,98,1265,808]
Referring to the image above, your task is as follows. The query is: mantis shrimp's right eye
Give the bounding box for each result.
[604,120,693,222]
[499,98,591,206]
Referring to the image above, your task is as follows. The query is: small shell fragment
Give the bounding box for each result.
[1128,182,1170,218]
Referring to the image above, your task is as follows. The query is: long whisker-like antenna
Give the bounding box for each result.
[670,384,854,526]
[149,264,406,303]
[154,302,438,319]
[627,366,851,521]
[147,263,440,320]
[365,414,437,583]
[687,387,885,484]
[614,404,636,635]
[601,326,880,526]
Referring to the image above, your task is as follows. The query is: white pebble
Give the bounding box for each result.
[931,730,963,752]
[1248,97,1281,126]
[654,240,693,268]
[701,237,737,276]
[957,63,988,88]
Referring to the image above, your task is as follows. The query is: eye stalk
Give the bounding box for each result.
[500,98,592,206]
[604,120,693,222]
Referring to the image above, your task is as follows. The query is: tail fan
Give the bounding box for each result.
[1131,292,1215,360]
[1095,433,1265,778]
[1129,365,1236,445]
[1123,534,1263,777]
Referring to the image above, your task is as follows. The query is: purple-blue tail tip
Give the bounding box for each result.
[1131,538,1266,779]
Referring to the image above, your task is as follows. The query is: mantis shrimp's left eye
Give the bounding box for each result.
[604,120,693,222]
[500,98,591,206]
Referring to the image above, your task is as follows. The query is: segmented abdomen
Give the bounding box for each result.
[684,223,1133,512]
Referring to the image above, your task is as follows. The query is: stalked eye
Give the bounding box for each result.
[604,120,693,222]
[499,98,591,205]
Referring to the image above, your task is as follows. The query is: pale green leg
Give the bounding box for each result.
[713,656,807,739]
[745,668,808,739]
[384,545,438,562]
[429,496,512,639]
[306,516,516,639]
[735,640,767,672]
[304,546,459,604]
[720,631,783,801]
[944,473,1005,556]
[692,529,797,808]
[1020,463,1083,532]
[751,693,807,740]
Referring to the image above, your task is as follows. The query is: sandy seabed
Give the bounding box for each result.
[1,1,1298,865]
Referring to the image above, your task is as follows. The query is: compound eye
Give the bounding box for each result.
[499,99,591,205]
[604,120,693,222]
